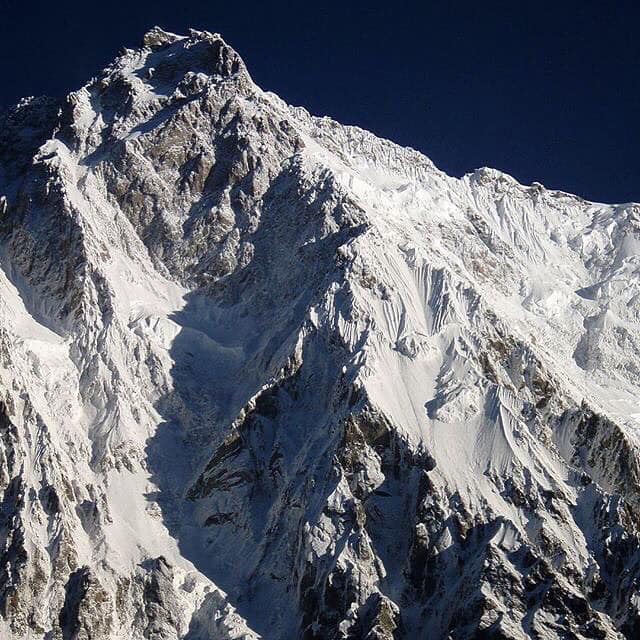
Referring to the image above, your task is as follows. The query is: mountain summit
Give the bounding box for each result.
[1,27,640,639]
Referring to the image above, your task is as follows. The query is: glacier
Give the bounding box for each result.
[0,26,639,639]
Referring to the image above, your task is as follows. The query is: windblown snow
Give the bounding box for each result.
[0,26,639,639]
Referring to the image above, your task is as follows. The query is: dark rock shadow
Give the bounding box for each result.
[144,165,368,636]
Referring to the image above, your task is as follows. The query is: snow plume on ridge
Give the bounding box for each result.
[0,25,639,639]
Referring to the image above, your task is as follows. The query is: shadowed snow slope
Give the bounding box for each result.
[1,26,640,639]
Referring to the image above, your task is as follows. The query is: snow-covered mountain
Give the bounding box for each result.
[1,26,640,639]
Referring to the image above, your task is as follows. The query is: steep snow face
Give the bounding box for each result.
[0,26,640,639]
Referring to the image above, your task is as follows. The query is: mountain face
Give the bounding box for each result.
[1,26,640,640]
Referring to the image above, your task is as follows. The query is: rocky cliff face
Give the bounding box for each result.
[1,26,640,639]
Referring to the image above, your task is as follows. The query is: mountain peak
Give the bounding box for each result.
[0,26,639,640]
[137,26,245,79]
[142,25,185,50]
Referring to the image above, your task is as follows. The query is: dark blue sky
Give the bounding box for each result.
[0,0,638,203]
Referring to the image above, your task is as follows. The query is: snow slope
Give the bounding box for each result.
[0,26,640,639]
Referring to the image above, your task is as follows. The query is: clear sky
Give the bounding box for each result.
[0,0,638,203]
